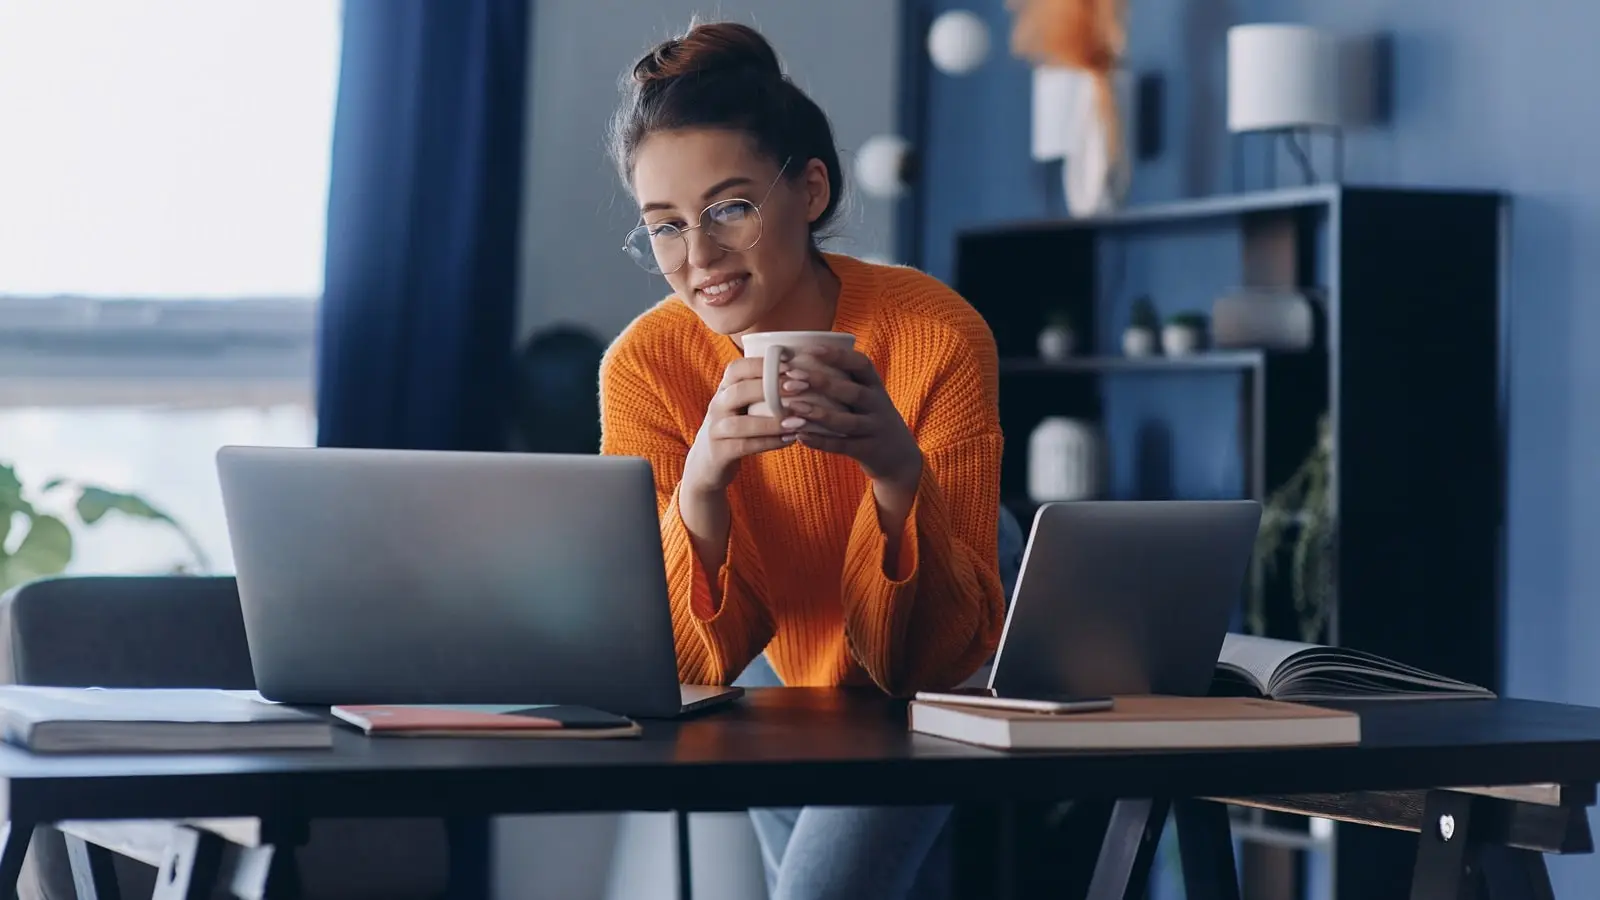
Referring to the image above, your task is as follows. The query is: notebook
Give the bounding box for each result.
[1212,633,1496,702]
[909,695,1359,751]
[331,704,642,739]
[0,687,332,753]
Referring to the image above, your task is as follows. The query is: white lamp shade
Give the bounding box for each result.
[855,134,911,199]
[928,10,989,75]
[1227,24,1338,132]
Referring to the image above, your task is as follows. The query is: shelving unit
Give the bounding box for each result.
[953,185,1506,900]
[998,350,1264,374]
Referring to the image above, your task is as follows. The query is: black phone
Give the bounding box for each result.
[913,687,1115,715]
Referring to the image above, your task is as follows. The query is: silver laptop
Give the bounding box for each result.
[990,500,1261,698]
[214,445,742,718]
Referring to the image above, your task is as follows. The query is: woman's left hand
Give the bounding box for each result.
[783,346,923,493]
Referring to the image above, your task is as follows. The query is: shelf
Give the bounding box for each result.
[1000,351,1265,374]
[962,184,1339,236]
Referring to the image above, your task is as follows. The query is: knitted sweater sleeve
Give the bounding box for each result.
[840,331,1007,696]
[598,347,774,686]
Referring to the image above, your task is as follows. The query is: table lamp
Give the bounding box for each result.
[1226,23,1342,187]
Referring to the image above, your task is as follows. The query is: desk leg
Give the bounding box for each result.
[675,810,694,900]
[1085,799,1170,900]
[1479,846,1557,900]
[64,831,121,900]
[445,816,492,900]
[1409,789,1562,900]
[1174,800,1241,900]
[0,822,34,900]
[151,825,224,900]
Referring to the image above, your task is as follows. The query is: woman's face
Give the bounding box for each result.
[630,128,829,337]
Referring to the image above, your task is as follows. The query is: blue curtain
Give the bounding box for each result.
[316,0,529,450]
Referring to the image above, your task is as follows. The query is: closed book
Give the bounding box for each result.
[0,687,332,753]
[910,695,1359,751]
[331,704,642,739]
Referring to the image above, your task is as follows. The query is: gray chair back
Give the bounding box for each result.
[0,575,450,900]
[0,575,255,689]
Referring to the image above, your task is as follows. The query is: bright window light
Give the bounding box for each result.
[0,0,342,300]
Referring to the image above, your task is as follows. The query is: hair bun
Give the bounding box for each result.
[632,21,783,85]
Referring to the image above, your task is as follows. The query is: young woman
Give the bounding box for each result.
[599,20,1007,900]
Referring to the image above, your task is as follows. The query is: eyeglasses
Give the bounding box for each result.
[622,157,792,275]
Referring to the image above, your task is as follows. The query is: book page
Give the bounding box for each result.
[1216,633,1322,693]
[1275,647,1494,701]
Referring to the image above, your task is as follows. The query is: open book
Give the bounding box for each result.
[1213,633,1496,702]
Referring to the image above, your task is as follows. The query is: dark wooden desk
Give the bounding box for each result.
[3,688,1600,899]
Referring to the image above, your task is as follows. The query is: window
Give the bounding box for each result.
[0,1,343,576]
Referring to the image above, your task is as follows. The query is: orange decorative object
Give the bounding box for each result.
[1008,0,1127,163]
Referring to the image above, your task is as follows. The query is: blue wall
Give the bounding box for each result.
[918,0,1600,892]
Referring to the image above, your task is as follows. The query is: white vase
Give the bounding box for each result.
[1037,325,1075,360]
[1028,417,1104,502]
[1162,324,1202,356]
[1122,327,1156,357]
[1210,290,1314,349]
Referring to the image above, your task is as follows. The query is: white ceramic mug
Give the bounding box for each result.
[741,330,857,433]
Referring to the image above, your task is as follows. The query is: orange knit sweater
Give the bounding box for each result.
[598,254,1005,695]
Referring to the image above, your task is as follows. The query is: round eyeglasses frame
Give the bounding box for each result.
[622,157,793,275]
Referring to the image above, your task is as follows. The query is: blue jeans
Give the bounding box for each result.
[734,508,1023,899]
[747,804,954,900]
[735,653,954,899]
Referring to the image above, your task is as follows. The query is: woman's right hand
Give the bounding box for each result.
[681,355,803,497]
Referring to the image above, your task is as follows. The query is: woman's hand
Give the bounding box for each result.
[681,355,804,499]
[784,346,923,496]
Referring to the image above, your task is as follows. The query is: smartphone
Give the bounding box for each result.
[913,687,1114,716]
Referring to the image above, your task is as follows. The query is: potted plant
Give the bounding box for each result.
[0,462,208,593]
[1122,296,1159,357]
[1162,310,1208,356]
[1036,310,1077,360]
[1250,413,1334,642]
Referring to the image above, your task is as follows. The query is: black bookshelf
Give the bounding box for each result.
[952,184,1506,900]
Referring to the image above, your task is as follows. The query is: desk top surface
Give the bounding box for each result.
[5,689,1600,822]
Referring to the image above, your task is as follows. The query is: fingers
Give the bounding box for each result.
[711,376,811,416]
[795,432,862,456]
[786,398,872,437]
[711,410,800,459]
[718,355,771,388]
[801,346,882,387]
[710,409,800,441]
[785,357,872,410]
[710,377,768,415]
[727,434,797,457]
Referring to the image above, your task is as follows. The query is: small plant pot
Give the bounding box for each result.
[1037,325,1076,360]
[1162,324,1203,356]
[1122,327,1157,357]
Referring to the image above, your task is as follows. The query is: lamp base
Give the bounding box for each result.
[1230,125,1344,191]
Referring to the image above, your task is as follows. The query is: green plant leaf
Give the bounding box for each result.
[76,487,175,527]
[0,513,72,592]
[0,464,27,515]
[72,485,211,573]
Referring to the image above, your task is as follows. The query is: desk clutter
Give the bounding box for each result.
[912,633,1495,751]
[0,633,1491,755]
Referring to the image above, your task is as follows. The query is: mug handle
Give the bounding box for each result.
[762,344,786,417]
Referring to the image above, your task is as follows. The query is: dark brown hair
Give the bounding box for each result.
[608,21,844,236]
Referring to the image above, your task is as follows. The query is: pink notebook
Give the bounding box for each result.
[330,704,641,739]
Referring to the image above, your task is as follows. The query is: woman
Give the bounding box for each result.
[599,20,1006,900]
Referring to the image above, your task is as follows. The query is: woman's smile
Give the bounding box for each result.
[694,271,750,307]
